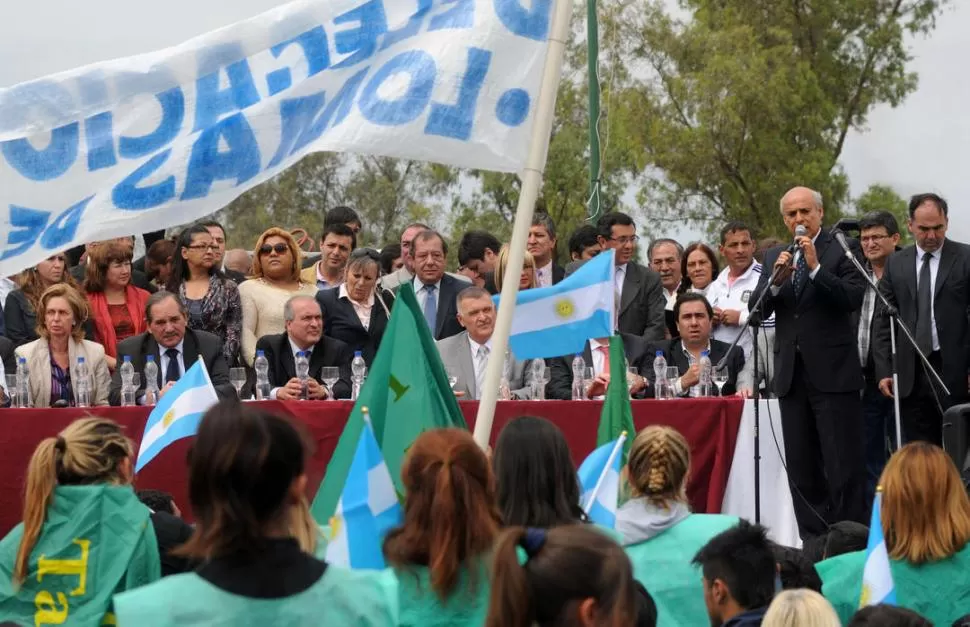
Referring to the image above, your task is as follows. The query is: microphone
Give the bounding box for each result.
[786,224,808,255]
[833,229,852,254]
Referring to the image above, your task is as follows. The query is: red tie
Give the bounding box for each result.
[597,345,610,376]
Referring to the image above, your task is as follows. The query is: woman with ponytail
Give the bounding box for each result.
[383,428,502,626]
[0,417,161,625]
[618,425,738,626]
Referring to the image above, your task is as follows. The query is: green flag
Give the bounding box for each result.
[596,335,636,461]
[311,283,467,524]
[0,485,161,626]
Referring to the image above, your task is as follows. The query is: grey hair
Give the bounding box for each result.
[347,253,380,275]
[145,291,188,323]
[283,295,319,322]
[779,188,823,212]
[456,285,492,310]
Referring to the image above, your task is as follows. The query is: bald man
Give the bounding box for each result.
[750,186,867,538]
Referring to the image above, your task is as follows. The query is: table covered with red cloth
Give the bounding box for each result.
[0,399,743,535]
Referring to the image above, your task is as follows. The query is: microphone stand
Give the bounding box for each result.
[832,233,950,450]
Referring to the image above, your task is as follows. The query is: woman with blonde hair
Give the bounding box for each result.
[494,245,537,292]
[762,590,840,627]
[238,228,317,366]
[819,442,970,624]
[15,284,111,407]
[0,417,160,623]
[3,252,78,346]
[384,428,502,626]
[619,425,738,626]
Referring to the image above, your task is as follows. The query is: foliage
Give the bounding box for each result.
[855,183,912,244]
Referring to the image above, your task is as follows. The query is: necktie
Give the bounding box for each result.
[916,252,934,354]
[597,345,610,377]
[792,252,809,298]
[423,284,437,332]
[475,345,489,400]
[164,348,180,383]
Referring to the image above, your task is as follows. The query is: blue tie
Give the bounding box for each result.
[423,284,437,332]
[793,253,809,298]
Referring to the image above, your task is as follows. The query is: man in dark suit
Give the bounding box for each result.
[405,230,465,341]
[256,295,353,400]
[750,186,867,536]
[874,193,970,446]
[546,330,652,400]
[645,293,752,397]
[109,292,234,405]
[198,219,247,284]
[529,213,565,286]
[71,237,156,292]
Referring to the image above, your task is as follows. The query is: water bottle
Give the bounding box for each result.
[698,350,713,398]
[120,356,136,407]
[295,351,310,401]
[143,355,159,406]
[16,357,30,408]
[653,351,667,400]
[571,354,586,400]
[75,357,90,408]
[351,351,367,401]
[254,350,270,400]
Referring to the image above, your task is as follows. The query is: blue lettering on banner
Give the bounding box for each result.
[425,47,490,140]
[193,45,261,132]
[1,123,79,182]
[429,0,474,31]
[182,112,261,200]
[359,51,436,126]
[40,195,90,249]
[496,88,530,126]
[0,196,92,261]
[266,27,332,96]
[380,0,432,51]
[119,87,185,159]
[333,0,389,69]
[494,0,552,41]
[112,150,175,210]
[83,112,117,171]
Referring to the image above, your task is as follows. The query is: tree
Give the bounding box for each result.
[855,183,911,244]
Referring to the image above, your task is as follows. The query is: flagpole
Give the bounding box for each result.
[583,432,626,513]
[472,0,573,449]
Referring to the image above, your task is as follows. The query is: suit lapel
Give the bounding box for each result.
[934,240,956,298]
[308,338,329,379]
[900,246,918,300]
[620,264,641,315]
[280,335,297,380]
[435,277,452,338]
[182,331,200,370]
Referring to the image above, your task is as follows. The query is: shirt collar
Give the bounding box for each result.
[316,261,343,286]
[537,261,553,276]
[720,260,758,284]
[162,339,185,356]
[680,339,711,356]
[287,335,313,357]
[413,276,442,292]
[468,334,492,355]
[339,283,374,306]
[917,241,943,260]
[588,337,610,352]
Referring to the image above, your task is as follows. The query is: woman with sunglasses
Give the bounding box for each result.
[166,224,243,366]
[316,248,395,367]
[238,228,317,366]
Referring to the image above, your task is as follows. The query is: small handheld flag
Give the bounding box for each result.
[859,488,896,607]
[578,432,627,529]
[326,408,403,570]
[135,360,218,473]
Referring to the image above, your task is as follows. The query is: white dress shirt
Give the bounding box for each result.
[535,261,554,288]
[339,284,374,330]
[587,338,611,400]
[413,276,441,312]
[916,243,942,352]
[468,335,492,399]
[615,263,627,303]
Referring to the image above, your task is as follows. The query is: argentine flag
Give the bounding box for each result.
[495,250,615,359]
[578,433,627,528]
[135,360,219,473]
[859,491,897,607]
[326,419,402,570]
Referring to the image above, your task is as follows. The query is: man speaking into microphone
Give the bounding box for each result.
[750,186,867,538]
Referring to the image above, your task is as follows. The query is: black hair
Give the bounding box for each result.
[691,521,776,611]
[673,292,714,321]
[848,605,932,627]
[858,210,901,237]
[320,223,357,250]
[168,224,224,292]
[493,416,585,527]
[908,192,948,219]
[596,212,635,240]
[719,221,753,245]
[952,614,970,627]
[324,205,360,228]
[823,520,869,559]
[458,231,502,266]
[770,544,821,592]
[137,489,177,515]
[568,225,600,259]
[531,213,557,240]
[379,243,402,275]
[196,219,227,238]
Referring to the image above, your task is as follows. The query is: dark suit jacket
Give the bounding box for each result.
[254,332,353,399]
[108,328,234,405]
[643,338,746,397]
[403,274,465,341]
[149,511,195,576]
[750,229,865,396]
[552,263,565,285]
[317,287,394,367]
[70,264,156,293]
[565,260,667,341]
[224,268,247,285]
[3,290,37,347]
[547,333,653,400]
[873,240,970,402]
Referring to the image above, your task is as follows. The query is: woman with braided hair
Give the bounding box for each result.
[619,425,738,627]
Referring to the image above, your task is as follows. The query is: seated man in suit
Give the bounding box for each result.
[646,292,753,398]
[256,295,353,400]
[436,286,532,400]
[109,291,234,405]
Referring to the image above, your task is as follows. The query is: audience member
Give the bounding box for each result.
[255,296,352,400]
[324,205,362,234]
[762,589,839,627]
[707,222,768,362]
[198,220,246,284]
[113,402,398,625]
[317,248,395,367]
[73,237,156,292]
[380,222,428,291]
[771,544,822,591]
[692,521,776,626]
[85,241,151,370]
[568,224,602,261]
[847,605,932,627]
[238,227,318,366]
[0,336,14,406]
[134,488,195,577]
[222,248,252,278]
[679,242,720,296]
[458,231,501,292]
[493,245,537,292]
[379,243,404,276]
[4,252,77,347]
[109,292,234,405]
[300,224,356,289]
[621,425,738,626]
[384,428,502,626]
[145,239,176,290]
[821,520,869,560]
[649,238,684,312]
[547,324,651,400]
[15,284,111,407]
[409,230,465,341]
[818,442,970,624]
[167,224,243,366]
[137,489,181,517]
[529,213,563,287]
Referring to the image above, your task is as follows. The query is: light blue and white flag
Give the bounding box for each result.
[495,250,615,359]
[859,491,896,607]
[578,432,627,529]
[134,359,218,473]
[326,418,402,570]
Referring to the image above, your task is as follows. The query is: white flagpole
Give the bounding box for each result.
[472,0,574,448]
[583,432,627,514]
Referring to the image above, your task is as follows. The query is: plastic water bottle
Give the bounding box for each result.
[295,351,310,400]
[120,356,136,406]
[698,350,713,398]
[75,357,90,408]
[254,350,270,400]
[16,357,31,408]
[653,351,667,400]
[351,351,367,401]
[143,355,159,406]
[571,354,586,400]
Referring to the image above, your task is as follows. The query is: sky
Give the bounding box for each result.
[1,0,967,242]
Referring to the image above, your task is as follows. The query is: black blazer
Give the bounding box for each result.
[316,287,394,367]
[617,262,667,341]
[750,229,865,396]
[223,268,247,285]
[547,332,653,400]
[643,338,746,397]
[874,240,970,402]
[552,263,566,285]
[405,274,465,341]
[254,332,353,399]
[70,264,156,293]
[3,290,37,347]
[150,511,195,576]
[108,328,235,405]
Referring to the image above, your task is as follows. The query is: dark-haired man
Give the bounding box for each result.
[568,225,602,261]
[410,230,465,341]
[529,213,564,286]
[324,205,362,234]
[707,222,767,362]
[300,224,355,289]
[457,231,501,293]
[198,220,246,284]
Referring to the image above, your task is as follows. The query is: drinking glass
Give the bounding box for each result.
[4,374,18,408]
[445,367,459,391]
[320,367,340,400]
[713,365,730,397]
[666,367,681,400]
[229,367,246,399]
[583,367,595,398]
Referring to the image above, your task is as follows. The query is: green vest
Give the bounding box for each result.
[818,542,970,625]
[0,485,161,627]
[113,565,399,626]
[394,561,491,627]
[625,514,739,627]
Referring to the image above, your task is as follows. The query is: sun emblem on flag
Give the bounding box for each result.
[328,516,343,541]
[555,298,575,319]
[161,409,176,429]
[859,583,871,607]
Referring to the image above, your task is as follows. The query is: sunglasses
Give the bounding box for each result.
[350,248,380,262]
[258,243,290,256]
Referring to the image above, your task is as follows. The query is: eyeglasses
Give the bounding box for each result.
[610,235,640,245]
[258,243,289,256]
[187,244,218,251]
[860,234,890,244]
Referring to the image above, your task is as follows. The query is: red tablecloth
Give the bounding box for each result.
[0,399,743,535]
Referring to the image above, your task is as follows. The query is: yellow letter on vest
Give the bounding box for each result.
[36,539,90,596]
[34,590,69,626]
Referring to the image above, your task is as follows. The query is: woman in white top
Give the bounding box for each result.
[678,242,720,297]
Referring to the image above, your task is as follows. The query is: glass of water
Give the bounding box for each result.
[665,367,681,400]
[713,365,730,397]
[4,374,19,408]
[320,367,340,400]
[445,367,459,392]
[229,367,246,400]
